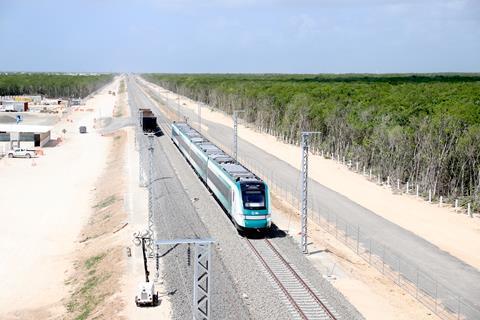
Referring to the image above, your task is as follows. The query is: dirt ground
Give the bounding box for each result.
[139,79,480,271]
[0,79,120,319]
[62,128,128,320]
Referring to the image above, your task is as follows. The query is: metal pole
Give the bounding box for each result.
[177,95,180,120]
[193,242,212,320]
[155,238,214,320]
[369,239,372,263]
[233,110,245,161]
[147,134,155,257]
[234,113,238,161]
[356,226,360,254]
[415,268,419,298]
[198,102,202,134]
[382,245,385,274]
[300,131,321,254]
[300,133,309,253]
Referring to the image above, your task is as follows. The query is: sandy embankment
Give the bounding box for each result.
[0,79,119,318]
[139,79,480,271]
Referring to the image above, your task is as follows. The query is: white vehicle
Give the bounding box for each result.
[135,282,158,307]
[7,147,36,158]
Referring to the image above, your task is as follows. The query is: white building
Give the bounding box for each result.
[0,124,52,153]
[0,100,29,112]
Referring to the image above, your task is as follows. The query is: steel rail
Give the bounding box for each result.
[264,239,337,320]
[246,238,309,320]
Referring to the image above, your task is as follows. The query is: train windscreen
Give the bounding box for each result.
[241,183,266,210]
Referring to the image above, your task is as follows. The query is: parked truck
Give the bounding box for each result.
[139,108,162,136]
[7,147,36,158]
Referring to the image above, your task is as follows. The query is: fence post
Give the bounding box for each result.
[356,226,360,254]
[468,203,472,217]
[397,179,400,190]
[416,184,419,197]
[335,215,338,238]
[455,199,458,211]
[369,168,372,179]
[428,189,432,203]
[369,239,372,263]
[457,297,461,320]
[406,181,409,194]
[356,162,359,171]
[415,268,419,298]
[363,166,366,175]
[345,223,348,243]
[342,156,345,164]
[382,246,385,274]
[327,211,330,231]
[387,176,390,186]
[398,258,401,286]
[439,196,443,207]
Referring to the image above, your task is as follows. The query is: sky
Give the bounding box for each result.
[0,0,479,73]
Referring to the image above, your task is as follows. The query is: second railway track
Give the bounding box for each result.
[246,238,338,320]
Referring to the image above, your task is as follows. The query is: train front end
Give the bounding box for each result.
[240,181,271,230]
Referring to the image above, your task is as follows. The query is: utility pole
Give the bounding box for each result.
[156,238,214,320]
[138,110,146,187]
[177,95,180,121]
[147,133,155,257]
[233,110,245,161]
[300,131,321,254]
[198,102,202,133]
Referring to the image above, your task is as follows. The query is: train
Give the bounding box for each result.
[171,122,271,231]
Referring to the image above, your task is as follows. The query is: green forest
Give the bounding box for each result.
[143,73,480,210]
[0,73,113,98]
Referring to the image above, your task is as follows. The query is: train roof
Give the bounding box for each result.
[173,122,261,183]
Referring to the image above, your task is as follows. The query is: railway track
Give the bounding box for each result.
[246,238,338,320]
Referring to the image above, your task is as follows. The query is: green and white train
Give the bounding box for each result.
[171,122,272,231]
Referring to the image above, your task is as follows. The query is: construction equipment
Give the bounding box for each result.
[133,231,159,307]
